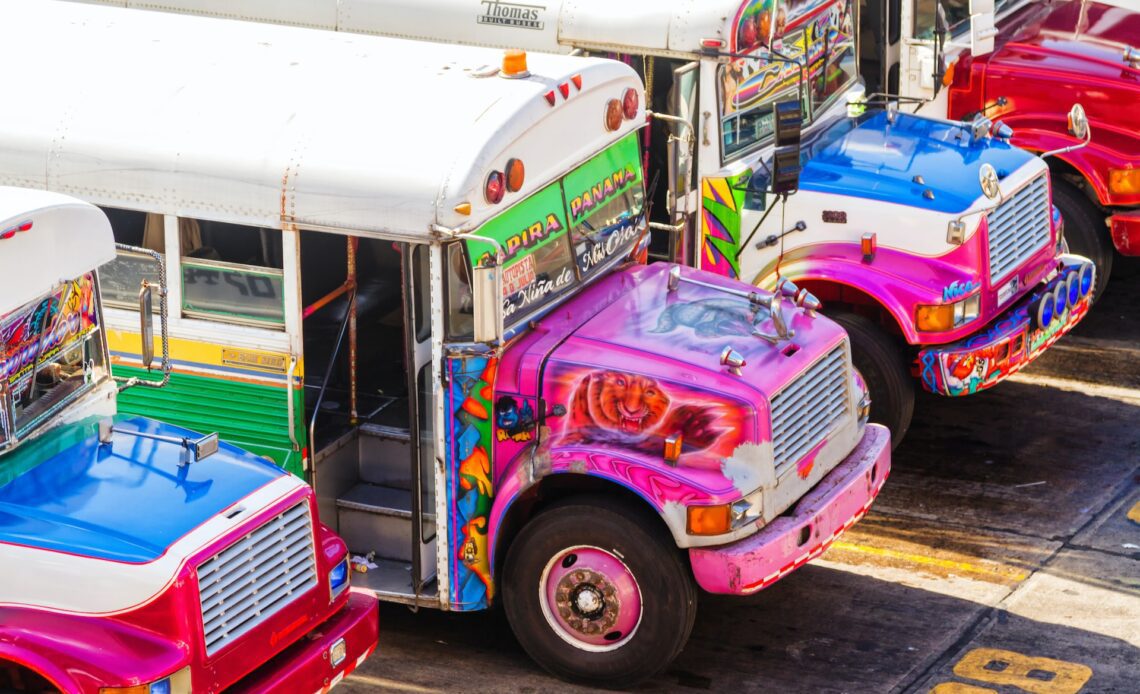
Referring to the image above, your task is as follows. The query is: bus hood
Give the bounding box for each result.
[799,110,1038,215]
[553,263,851,407]
[0,416,285,564]
[992,0,1140,76]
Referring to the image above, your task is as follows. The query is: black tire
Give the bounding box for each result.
[1053,179,1112,301]
[829,312,914,449]
[502,498,697,689]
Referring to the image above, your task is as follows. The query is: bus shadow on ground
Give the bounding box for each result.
[340,560,1138,694]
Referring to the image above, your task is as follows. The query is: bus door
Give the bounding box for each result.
[305,233,438,604]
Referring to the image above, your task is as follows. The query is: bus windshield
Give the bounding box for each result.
[0,273,103,448]
[914,0,1019,39]
[719,0,858,161]
[450,132,645,339]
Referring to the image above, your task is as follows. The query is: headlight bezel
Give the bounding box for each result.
[329,554,351,601]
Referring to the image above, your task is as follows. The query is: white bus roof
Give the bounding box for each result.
[0,188,115,313]
[76,0,745,59]
[0,1,644,240]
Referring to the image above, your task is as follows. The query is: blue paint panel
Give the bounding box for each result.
[0,416,284,563]
[799,111,1037,214]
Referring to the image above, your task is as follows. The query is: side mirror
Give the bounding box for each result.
[139,282,154,369]
[472,263,505,344]
[771,100,803,195]
[969,0,997,57]
[1067,103,1089,140]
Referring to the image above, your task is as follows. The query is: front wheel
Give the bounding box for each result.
[1053,179,1112,301]
[830,312,914,448]
[502,499,697,689]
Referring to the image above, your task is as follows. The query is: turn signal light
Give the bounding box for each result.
[687,503,731,536]
[916,303,955,332]
[663,434,683,464]
[604,98,623,131]
[1108,168,1140,196]
[485,170,506,204]
[861,232,877,262]
[506,158,525,192]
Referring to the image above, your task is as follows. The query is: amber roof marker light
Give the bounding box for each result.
[500,49,530,79]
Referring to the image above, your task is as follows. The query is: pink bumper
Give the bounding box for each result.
[230,590,379,694]
[917,258,1093,397]
[1110,210,1140,255]
[689,423,890,595]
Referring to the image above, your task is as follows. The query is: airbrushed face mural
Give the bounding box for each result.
[542,366,748,468]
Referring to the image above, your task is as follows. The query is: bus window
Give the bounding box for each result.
[98,207,159,308]
[445,243,474,340]
[179,219,286,328]
[412,245,431,343]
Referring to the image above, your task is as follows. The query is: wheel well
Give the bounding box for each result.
[492,473,677,581]
[797,280,906,339]
[1045,157,1101,209]
[0,660,57,693]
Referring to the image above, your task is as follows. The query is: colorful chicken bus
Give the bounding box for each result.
[82,0,1098,446]
[862,0,1140,298]
[0,1,891,686]
[0,187,378,693]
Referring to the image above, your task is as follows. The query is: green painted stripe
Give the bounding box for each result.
[113,365,306,478]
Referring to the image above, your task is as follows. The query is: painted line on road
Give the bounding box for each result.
[1009,372,1140,404]
[343,674,444,693]
[1128,501,1140,526]
[830,541,1030,582]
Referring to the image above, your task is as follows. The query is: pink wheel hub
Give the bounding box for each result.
[539,545,643,652]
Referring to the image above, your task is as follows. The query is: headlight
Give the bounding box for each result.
[1108,168,1140,196]
[916,293,981,332]
[329,555,350,600]
[99,667,191,694]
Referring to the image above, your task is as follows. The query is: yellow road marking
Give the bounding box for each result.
[830,541,1030,582]
[931,684,995,693]
[1127,501,1140,526]
[952,648,1092,694]
[344,673,444,693]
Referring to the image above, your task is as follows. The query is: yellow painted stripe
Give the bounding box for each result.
[344,674,442,693]
[830,541,1030,582]
[106,328,302,379]
[1127,500,1140,526]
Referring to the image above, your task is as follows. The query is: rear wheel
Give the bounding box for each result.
[502,499,696,689]
[1053,179,1112,301]
[830,312,914,448]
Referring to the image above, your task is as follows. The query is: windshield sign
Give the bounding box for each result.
[720,0,858,160]
[464,132,644,333]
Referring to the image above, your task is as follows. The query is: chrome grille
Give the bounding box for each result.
[197,502,317,656]
[771,343,849,478]
[987,174,1050,283]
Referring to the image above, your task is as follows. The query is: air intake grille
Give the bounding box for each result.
[987,174,1050,283]
[197,502,317,656]
[771,343,849,478]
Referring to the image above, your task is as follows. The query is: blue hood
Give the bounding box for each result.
[799,111,1038,214]
[0,416,285,563]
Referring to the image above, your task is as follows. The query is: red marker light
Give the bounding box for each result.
[544,90,556,106]
[0,219,32,240]
[861,232,877,262]
[571,74,582,91]
[558,82,570,99]
[485,171,506,204]
[622,88,640,120]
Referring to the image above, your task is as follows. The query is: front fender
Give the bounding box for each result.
[1004,115,1140,207]
[0,606,187,693]
[762,243,984,345]
[489,448,745,566]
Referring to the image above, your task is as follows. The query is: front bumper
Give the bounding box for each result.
[1110,209,1140,255]
[917,257,1093,397]
[689,423,890,595]
[229,590,379,694]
